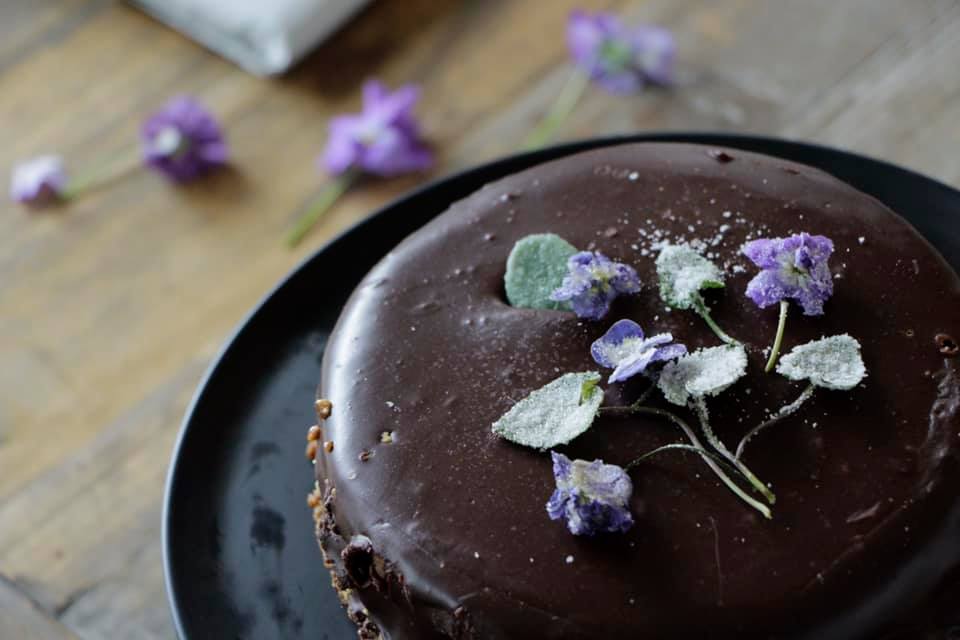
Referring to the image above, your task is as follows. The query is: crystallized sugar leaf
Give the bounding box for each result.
[658,344,747,406]
[656,243,725,309]
[777,334,866,390]
[492,372,603,449]
[505,233,577,310]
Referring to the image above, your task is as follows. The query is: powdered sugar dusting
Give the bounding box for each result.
[777,335,866,390]
[658,344,748,406]
[492,372,603,449]
[655,243,724,309]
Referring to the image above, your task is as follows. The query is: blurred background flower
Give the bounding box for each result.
[287,79,432,246]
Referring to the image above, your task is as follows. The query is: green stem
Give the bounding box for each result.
[286,172,357,247]
[522,69,590,151]
[598,384,657,416]
[735,383,816,460]
[764,300,789,372]
[60,146,143,199]
[692,294,739,345]
[631,406,772,519]
[693,398,776,505]
[626,443,739,473]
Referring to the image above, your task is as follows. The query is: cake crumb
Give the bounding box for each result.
[305,440,318,460]
[315,399,333,420]
[380,431,394,444]
[385,401,395,408]
[323,440,335,453]
[307,425,322,442]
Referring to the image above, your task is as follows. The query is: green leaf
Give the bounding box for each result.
[655,243,725,309]
[492,372,603,449]
[658,344,747,406]
[776,334,866,390]
[504,233,577,310]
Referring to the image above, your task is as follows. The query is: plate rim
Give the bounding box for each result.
[161,132,960,639]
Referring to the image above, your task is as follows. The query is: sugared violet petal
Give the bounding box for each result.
[742,233,834,315]
[547,451,634,536]
[550,251,640,320]
[591,319,687,383]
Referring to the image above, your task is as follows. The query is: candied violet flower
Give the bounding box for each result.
[546,451,634,536]
[567,10,675,93]
[142,96,228,182]
[742,232,835,372]
[10,155,67,205]
[550,251,640,320]
[742,233,834,316]
[591,319,687,383]
[322,80,432,177]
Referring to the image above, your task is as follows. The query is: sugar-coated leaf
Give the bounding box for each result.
[656,243,724,309]
[658,344,747,406]
[492,372,603,449]
[776,334,866,390]
[504,234,577,310]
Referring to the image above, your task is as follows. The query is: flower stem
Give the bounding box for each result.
[626,443,738,473]
[522,69,590,151]
[286,172,358,247]
[693,398,776,505]
[598,383,657,415]
[735,383,816,460]
[692,294,739,345]
[61,147,143,199]
[764,300,790,373]
[630,406,772,519]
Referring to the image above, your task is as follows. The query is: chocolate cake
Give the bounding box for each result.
[305,143,960,639]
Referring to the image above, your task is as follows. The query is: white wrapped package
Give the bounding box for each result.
[132,0,370,75]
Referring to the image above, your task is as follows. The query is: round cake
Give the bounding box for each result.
[306,143,960,639]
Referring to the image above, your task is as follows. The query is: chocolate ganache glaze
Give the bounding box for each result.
[311,143,960,639]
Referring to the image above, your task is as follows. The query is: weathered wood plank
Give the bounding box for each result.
[783,1,960,184]
[0,575,81,640]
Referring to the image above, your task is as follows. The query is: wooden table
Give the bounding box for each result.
[1,0,958,637]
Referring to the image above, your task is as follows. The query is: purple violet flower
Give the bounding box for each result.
[550,251,641,320]
[322,80,432,177]
[591,319,687,383]
[142,96,228,182]
[567,10,675,93]
[742,233,835,315]
[10,155,67,206]
[547,451,634,536]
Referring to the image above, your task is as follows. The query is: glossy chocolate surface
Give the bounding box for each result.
[316,143,960,638]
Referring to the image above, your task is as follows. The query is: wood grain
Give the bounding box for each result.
[0,575,80,640]
[0,0,958,637]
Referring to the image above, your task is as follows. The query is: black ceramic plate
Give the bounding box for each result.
[162,134,960,639]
